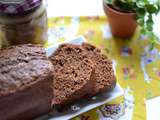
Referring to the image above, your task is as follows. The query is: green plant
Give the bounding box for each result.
[104,0,160,48]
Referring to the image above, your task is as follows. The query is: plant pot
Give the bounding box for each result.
[103,2,137,38]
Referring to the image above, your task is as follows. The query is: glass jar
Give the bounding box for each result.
[0,0,48,48]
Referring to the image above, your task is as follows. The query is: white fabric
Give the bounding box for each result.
[146,97,160,120]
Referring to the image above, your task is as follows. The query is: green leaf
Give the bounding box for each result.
[137,8,146,16]
[146,15,153,31]
[105,0,114,4]
[136,1,145,8]
[137,18,144,26]
[146,4,158,14]
[149,43,154,51]
[140,28,147,34]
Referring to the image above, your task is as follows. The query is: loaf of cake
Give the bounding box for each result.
[49,44,95,105]
[82,43,116,95]
[0,44,54,120]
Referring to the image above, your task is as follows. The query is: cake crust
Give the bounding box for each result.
[0,44,54,120]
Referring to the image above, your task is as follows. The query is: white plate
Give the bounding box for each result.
[39,36,124,120]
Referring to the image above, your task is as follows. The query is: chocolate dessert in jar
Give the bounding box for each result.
[0,0,48,48]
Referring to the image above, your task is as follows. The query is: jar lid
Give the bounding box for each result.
[0,0,42,14]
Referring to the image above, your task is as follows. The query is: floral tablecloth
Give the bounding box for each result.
[47,16,160,120]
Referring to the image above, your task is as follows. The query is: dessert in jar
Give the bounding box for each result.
[0,0,48,48]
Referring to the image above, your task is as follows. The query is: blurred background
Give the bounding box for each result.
[47,0,160,38]
[47,0,104,17]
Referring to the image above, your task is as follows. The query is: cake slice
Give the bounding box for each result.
[82,43,116,95]
[0,44,54,120]
[49,44,95,105]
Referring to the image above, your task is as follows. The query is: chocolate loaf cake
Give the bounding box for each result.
[49,44,95,105]
[82,43,116,95]
[0,44,53,120]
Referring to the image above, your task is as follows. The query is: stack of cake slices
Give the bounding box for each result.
[49,43,116,105]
